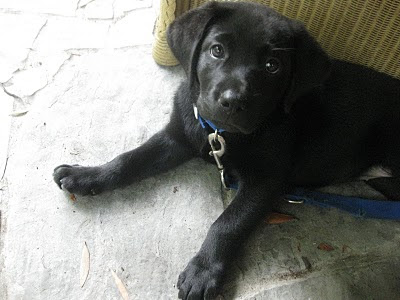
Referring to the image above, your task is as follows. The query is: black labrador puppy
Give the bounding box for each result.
[53,2,400,299]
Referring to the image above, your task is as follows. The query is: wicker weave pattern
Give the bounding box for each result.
[153,0,400,80]
[152,0,177,66]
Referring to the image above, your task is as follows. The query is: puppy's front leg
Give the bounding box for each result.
[53,126,193,196]
[177,177,282,300]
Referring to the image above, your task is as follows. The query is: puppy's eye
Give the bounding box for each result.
[265,58,280,74]
[210,44,225,59]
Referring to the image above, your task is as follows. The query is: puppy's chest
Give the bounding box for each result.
[194,117,293,173]
[213,136,285,171]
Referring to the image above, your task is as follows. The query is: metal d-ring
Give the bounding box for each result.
[285,198,305,204]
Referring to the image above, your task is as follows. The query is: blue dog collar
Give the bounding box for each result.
[193,104,225,133]
[198,115,225,133]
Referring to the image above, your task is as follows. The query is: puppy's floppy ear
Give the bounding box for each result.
[167,2,220,86]
[284,20,332,113]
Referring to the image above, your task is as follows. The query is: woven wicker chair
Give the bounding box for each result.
[152,0,400,80]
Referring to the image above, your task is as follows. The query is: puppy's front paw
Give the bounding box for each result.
[53,164,104,196]
[177,254,225,300]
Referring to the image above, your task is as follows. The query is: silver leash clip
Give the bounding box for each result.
[208,131,226,170]
[208,131,229,189]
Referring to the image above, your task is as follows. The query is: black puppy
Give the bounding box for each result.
[53,2,400,299]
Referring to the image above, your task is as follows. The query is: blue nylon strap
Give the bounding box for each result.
[198,114,225,132]
[197,114,400,220]
[285,188,400,220]
[226,184,400,220]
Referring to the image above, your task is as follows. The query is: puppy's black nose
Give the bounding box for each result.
[218,90,246,112]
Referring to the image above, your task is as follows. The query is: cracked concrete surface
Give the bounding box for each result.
[0,0,154,105]
[1,1,400,299]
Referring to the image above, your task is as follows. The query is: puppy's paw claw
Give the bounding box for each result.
[53,164,103,196]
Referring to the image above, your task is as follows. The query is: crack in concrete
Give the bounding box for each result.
[87,16,114,21]
[1,5,153,25]
[0,158,8,181]
[48,85,73,108]
[15,19,49,74]
[111,0,116,20]
[1,52,77,103]
[1,84,22,102]
[31,19,48,50]
[0,19,48,86]
[29,53,77,99]
[0,8,78,19]
[76,0,97,11]
[112,5,153,24]
[65,44,149,53]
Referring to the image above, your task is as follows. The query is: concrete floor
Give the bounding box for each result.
[1,1,400,299]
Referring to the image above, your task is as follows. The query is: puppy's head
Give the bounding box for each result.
[167,2,331,134]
